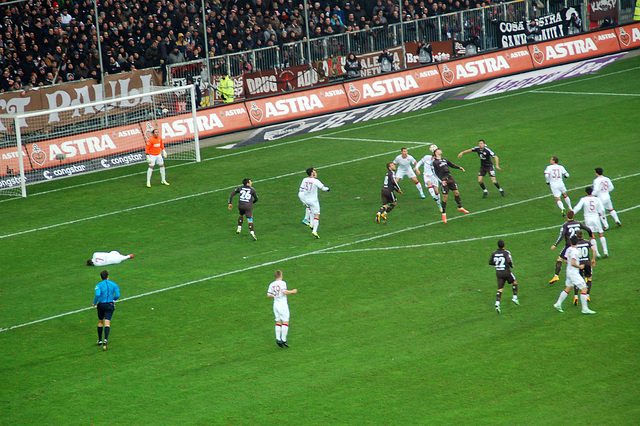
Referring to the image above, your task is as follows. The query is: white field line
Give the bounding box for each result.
[4,62,637,202]
[315,136,435,144]
[2,185,638,333]
[0,143,429,240]
[530,90,640,97]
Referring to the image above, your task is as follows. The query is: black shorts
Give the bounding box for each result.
[559,245,570,259]
[97,302,115,321]
[478,166,495,177]
[440,176,457,194]
[381,189,397,205]
[238,205,253,218]
[496,271,516,289]
[580,263,592,279]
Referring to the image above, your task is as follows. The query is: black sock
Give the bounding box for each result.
[104,326,110,341]
[494,182,502,190]
[441,201,447,213]
[479,182,487,191]
[386,204,395,213]
[512,284,518,296]
[454,195,462,207]
[496,291,502,303]
[555,260,562,275]
[97,326,103,341]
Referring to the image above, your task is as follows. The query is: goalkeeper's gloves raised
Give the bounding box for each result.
[146,154,151,163]
[162,149,167,159]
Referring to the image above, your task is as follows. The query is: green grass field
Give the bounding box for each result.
[1,53,639,425]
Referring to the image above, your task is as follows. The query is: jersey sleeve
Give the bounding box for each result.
[228,188,239,204]
[113,283,121,300]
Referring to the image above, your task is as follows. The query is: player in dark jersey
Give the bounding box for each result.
[457,139,505,198]
[489,239,519,314]
[376,162,403,224]
[549,210,592,284]
[432,148,469,223]
[228,178,259,241]
[565,230,596,305]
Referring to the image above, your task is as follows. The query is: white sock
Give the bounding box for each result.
[564,196,572,208]
[160,166,166,181]
[427,185,436,198]
[275,324,281,340]
[556,200,564,210]
[610,209,620,223]
[237,225,242,232]
[600,236,608,254]
[580,293,590,311]
[591,238,601,256]
[281,324,289,342]
[415,181,424,195]
[312,218,319,232]
[556,290,569,306]
[147,168,153,183]
[305,208,311,222]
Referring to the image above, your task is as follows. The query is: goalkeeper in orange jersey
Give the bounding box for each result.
[145,128,169,187]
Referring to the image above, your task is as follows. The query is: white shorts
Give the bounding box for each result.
[423,172,439,187]
[148,154,164,167]
[273,302,290,322]
[597,194,613,211]
[585,216,603,234]
[299,194,320,215]
[550,182,567,198]
[566,272,587,290]
[396,167,416,180]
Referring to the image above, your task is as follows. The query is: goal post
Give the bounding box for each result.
[0,85,200,197]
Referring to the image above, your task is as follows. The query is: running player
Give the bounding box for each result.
[393,147,426,199]
[431,147,469,223]
[458,139,505,198]
[543,156,571,216]
[593,167,621,227]
[228,178,259,241]
[573,186,608,258]
[298,167,330,239]
[489,239,519,314]
[553,235,596,315]
[549,210,593,284]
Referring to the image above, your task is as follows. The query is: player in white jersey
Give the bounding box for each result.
[87,251,133,266]
[573,186,608,258]
[553,236,596,314]
[298,167,330,239]
[593,167,621,227]
[544,156,572,216]
[414,153,442,212]
[267,270,297,348]
[393,147,426,199]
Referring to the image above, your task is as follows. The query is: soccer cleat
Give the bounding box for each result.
[129,254,134,259]
[381,212,387,220]
[376,212,381,223]
[553,304,564,313]
[420,193,426,199]
[616,221,622,227]
[251,233,257,241]
[500,189,505,197]
[512,296,520,306]
[302,219,310,226]
[276,340,284,348]
[482,191,488,198]
[587,295,591,302]
[281,341,289,348]
[549,275,559,284]
[561,208,566,217]
[161,180,170,186]
[146,182,151,188]
[236,229,241,235]
[495,304,501,314]
[436,200,443,212]
[603,253,609,258]
[102,340,108,351]
[573,296,579,306]
[582,308,596,315]
[458,207,470,214]
[584,276,588,284]
[312,231,320,239]
[97,340,103,345]
[442,213,447,223]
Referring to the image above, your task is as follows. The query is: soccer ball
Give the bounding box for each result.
[429,144,438,153]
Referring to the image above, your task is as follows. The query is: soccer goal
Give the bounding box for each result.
[0,85,200,197]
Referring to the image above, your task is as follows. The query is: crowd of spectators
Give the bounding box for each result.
[0,0,499,93]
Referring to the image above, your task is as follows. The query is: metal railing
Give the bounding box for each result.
[167,0,633,92]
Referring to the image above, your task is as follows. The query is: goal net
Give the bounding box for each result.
[0,85,200,197]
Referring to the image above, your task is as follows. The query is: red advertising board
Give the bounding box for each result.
[158,104,253,141]
[245,86,350,126]
[343,65,443,107]
[437,48,533,87]
[528,30,621,68]
[615,23,640,50]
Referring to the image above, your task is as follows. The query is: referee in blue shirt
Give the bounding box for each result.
[92,270,121,350]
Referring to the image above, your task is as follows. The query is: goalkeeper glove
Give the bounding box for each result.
[162,149,167,159]
[146,154,151,163]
